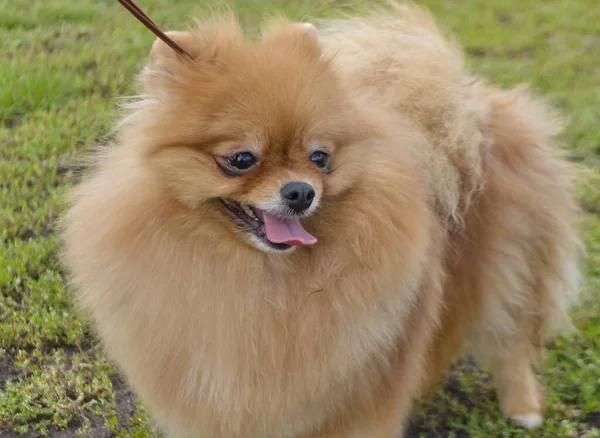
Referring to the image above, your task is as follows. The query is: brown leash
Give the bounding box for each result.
[117,0,192,59]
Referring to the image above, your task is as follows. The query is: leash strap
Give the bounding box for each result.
[117,0,193,59]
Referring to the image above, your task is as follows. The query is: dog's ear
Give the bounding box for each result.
[261,20,321,59]
[141,17,244,96]
[141,31,201,94]
[142,31,193,94]
[149,31,200,64]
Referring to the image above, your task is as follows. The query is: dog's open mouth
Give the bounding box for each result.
[219,199,317,251]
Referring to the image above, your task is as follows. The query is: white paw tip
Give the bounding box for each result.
[298,22,318,38]
[511,412,543,429]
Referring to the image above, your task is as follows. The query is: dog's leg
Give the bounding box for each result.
[467,239,579,430]
[467,275,549,430]
[481,339,546,429]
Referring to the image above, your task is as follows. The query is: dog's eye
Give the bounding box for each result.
[310,151,329,170]
[226,152,257,172]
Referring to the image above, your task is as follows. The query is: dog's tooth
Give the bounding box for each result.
[242,204,256,218]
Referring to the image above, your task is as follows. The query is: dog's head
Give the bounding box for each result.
[127,15,373,253]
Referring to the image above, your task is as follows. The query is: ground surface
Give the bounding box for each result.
[1,0,599,436]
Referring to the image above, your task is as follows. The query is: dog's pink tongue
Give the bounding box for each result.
[262,213,317,246]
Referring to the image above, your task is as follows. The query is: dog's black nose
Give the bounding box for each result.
[281,181,315,213]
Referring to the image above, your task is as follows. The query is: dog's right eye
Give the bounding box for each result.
[226,152,257,172]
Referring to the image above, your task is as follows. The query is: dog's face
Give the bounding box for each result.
[132,17,372,253]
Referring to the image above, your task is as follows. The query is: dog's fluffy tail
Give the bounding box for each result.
[485,84,584,350]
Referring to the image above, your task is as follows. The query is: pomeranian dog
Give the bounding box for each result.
[60,3,582,437]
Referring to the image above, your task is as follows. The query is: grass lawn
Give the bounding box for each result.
[1,0,599,436]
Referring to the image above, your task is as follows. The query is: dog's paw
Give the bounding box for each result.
[500,371,547,430]
[510,412,543,429]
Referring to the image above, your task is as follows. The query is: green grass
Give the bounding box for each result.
[1,0,599,436]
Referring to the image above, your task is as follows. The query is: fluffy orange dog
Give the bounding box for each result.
[61,4,582,437]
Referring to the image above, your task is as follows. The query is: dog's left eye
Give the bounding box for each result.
[226,152,257,171]
[310,151,329,170]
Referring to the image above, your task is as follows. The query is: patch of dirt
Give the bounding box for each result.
[0,373,145,438]
[16,225,53,242]
[76,32,92,41]
[584,411,600,428]
[466,46,487,58]
[582,204,600,216]
[496,13,514,25]
[566,153,585,162]
[78,61,98,73]
[405,380,473,438]
[100,85,112,99]
[110,374,139,426]
[3,116,24,129]
[405,358,491,437]
[56,162,87,184]
[0,357,25,391]
[406,423,470,438]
